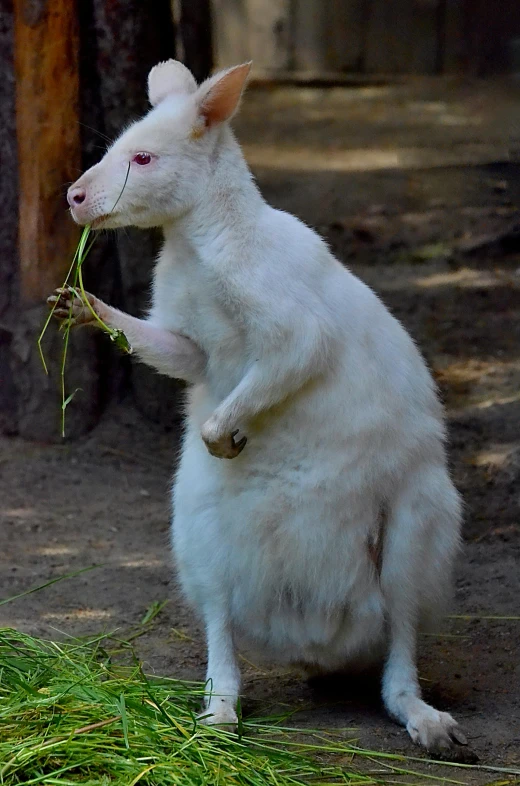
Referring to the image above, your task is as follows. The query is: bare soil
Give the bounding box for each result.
[1,80,519,782]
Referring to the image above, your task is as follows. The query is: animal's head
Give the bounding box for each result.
[67,60,251,229]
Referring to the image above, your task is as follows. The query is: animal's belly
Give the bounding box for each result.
[177,379,398,668]
[229,572,386,669]
[216,496,387,668]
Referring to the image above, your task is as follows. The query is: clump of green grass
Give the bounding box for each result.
[2,626,520,786]
[0,629,374,786]
[38,167,132,438]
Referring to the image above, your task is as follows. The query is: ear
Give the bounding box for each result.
[148,59,197,107]
[196,62,252,129]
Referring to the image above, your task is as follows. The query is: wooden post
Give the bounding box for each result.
[14,0,81,305]
[12,0,104,441]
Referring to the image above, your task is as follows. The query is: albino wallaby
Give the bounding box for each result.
[49,59,465,753]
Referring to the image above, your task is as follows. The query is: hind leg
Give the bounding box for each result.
[199,605,240,730]
[383,622,466,751]
[172,431,240,730]
[381,463,466,753]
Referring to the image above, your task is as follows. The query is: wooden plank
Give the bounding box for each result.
[85,0,184,430]
[14,0,81,305]
[442,0,466,73]
[212,0,253,69]
[444,0,520,76]
[13,0,101,441]
[292,0,326,72]
[211,0,290,73]
[248,0,291,72]
[248,70,394,85]
[365,0,412,73]
[409,0,440,74]
[474,0,520,75]
[0,0,18,320]
[365,0,440,74]
[328,0,367,72]
[293,0,366,73]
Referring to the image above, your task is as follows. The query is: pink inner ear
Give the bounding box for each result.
[200,64,251,127]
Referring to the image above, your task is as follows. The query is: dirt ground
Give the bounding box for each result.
[1,80,519,781]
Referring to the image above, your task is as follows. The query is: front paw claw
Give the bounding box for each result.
[203,428,247,459]
[47,286,97,326]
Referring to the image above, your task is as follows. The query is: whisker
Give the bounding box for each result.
[78,121,112,144]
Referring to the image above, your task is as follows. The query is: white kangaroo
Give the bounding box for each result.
[49,59,465,753]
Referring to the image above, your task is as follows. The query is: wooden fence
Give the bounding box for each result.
[212,0,520,79]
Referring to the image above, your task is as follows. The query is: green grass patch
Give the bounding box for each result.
[1,627,519,786]
[0,629,376,786]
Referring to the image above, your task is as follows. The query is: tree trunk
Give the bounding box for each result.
[3,0,213,439]
[82,0,184,428]
[179,0,213,82]
[0,0,18,435]
[10,0,103,440]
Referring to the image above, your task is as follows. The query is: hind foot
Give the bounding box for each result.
[198,700,238,732]
[404,699,467,753]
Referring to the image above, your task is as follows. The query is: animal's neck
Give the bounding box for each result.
[163,128,264,265]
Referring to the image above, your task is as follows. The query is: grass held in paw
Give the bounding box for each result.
[38,167,132,438]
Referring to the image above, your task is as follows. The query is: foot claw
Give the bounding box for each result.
[231,429,248,453]
[406,707,468,756]
[450,726,468,746]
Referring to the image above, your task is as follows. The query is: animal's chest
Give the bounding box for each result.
[150,253,246,392]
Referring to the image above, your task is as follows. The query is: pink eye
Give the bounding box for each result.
[133,152,152,166]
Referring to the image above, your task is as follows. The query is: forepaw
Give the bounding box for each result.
[407,707,467,754]
[202,426,247,459]
[198,704,238,732]
[47,286,97,326]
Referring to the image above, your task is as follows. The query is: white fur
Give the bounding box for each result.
[64,61,464,751]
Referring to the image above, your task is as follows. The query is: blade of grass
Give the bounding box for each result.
[117,693,130,749]
[0,566,99,607]
[37,241,83,375]
[448,615,520,621]
[140,600,169,626]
